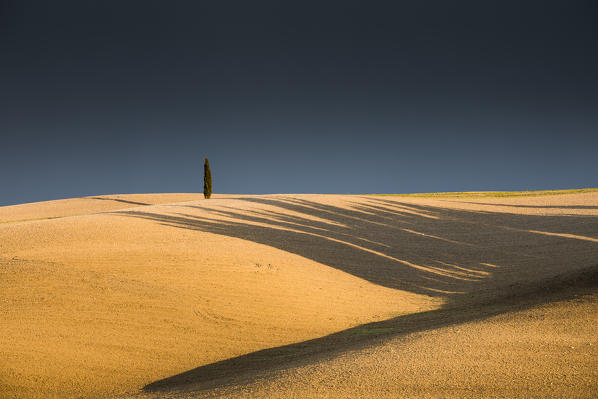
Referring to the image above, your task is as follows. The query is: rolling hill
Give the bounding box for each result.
[1,191,597,398]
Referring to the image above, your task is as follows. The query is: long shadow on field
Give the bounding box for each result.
[122,196,598,296]
[143,265,598,394]
[89,196,150,206]
[116,196,598,393]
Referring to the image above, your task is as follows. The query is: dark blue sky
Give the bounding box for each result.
[1,0,597,205]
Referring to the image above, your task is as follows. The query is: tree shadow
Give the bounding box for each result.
[113,196,598,393]
[88,196,150,206]
[121,196,598,296]
[143,264,598,394]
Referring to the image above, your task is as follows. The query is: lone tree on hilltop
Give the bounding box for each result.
[203,158,212,199]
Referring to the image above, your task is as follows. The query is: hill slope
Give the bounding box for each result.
[1,191,597,397]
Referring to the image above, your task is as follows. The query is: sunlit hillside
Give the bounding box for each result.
[1,191,597,398]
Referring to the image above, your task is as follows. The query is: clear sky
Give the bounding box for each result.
[1,0,597,205]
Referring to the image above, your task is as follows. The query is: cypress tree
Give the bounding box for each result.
[203,158,212,199]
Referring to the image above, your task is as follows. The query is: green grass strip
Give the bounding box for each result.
[370,188,598,199]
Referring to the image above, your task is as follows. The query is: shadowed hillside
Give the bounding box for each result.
[113,194,598,395]
[122,196,598,298]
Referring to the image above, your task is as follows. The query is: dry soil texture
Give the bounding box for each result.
[1,192,597,398]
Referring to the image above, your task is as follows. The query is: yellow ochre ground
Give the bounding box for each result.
[1,191,597,398]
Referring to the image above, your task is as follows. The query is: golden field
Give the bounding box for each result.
[1,191,597,398]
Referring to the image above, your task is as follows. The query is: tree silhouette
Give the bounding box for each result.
[203,158,212,199]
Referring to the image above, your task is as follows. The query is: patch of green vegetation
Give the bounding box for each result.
[370,188,598,199]
[349,327,394,336]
